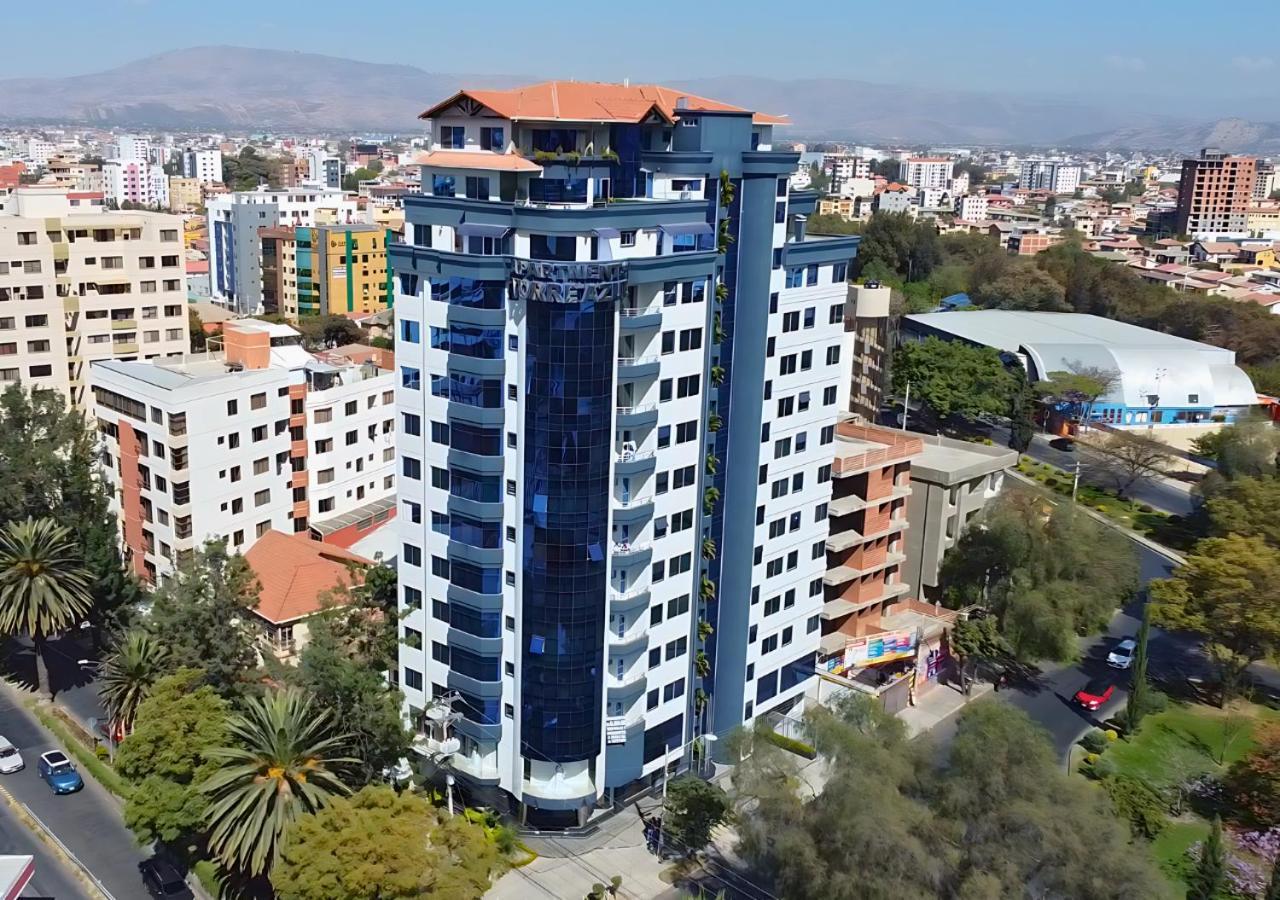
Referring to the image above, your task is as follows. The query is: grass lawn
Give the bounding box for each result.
[1100,702,1279,895]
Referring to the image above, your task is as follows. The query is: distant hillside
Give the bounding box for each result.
[1063,117,1280,153]
[2,46,1277,151]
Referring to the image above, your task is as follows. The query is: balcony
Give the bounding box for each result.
[610,587,651,613]
[824,551,908,587]
[111,342,138,355]
[412,733,461,757]
[110,318,137,331]
[606,665,647,695]
[616,354,660,380]
[615,403,658,428]
[607,625,649,652]
[619,305,662,330]
[612,493,654,525]
[828,485,911,517]
[614,446,656,477]
[826,518,909,552]
[821,582,910,621]
[611,541,652,565]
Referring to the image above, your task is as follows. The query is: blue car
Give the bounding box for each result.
[38,750,83,794]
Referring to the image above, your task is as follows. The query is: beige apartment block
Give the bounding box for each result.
[0,187,189,408]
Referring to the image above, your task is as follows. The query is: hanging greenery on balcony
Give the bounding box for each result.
[601,147,619,162]
[694,651,711,678]
[701,536,717,560]
[710,365,725,387]
[694,689,709,714]
[716,219,734,255]
[700,575,716,602]
[715,282,728,304]
[718,169,735,208]
[703,486,720,515]
[704,452,719,476]
[697,620,714,642]
[712,312,726,345]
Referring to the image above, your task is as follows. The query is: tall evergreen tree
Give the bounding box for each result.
[1189,815,1226,900]
[1127,602,1152,732]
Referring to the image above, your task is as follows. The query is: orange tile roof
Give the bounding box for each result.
[414,149,543,172]
[421,81,788,127]
[246,531,372,625]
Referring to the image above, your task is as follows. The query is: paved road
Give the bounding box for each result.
[998,426,1196,516]
[0,802,92,900]
[0,689,152,900]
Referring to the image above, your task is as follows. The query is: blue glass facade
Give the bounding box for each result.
[521,293,616,763]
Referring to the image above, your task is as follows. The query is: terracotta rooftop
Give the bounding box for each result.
[246,531,372,625]
[414,149,543,172]
[421,80,788,127]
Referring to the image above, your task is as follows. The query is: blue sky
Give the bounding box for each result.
[4,0,1275,115]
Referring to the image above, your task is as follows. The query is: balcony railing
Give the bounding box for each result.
[617,354,659,367]
[615,447,654,463]
[615,403,657,416]
[611,540,650,557]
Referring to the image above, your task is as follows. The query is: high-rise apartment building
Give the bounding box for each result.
[260,225,394,320]
[0,187,187,407]
[90,319,398,584]
[1253,160,1276,201]
[1176,148,1257,238]
[394,80,858,823]
[843,283,891,423]
[207,188,360,314]
[898,156,953,190]
[115,135,151,164]
[1018,159,1081,195]
[181,149,223,185]
[104,160,169,209]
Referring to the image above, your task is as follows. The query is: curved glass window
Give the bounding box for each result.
[431,373,502,408]
[450,560,501,595]
[450,470,502,502]
[450,422,503,456]
[430,325,504,359]
[449,603,501,638]
[429,277,504,309]
[450,514,501,549]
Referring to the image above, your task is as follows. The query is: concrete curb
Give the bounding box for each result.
[1007,470,1186,565]
[0,782,113,900]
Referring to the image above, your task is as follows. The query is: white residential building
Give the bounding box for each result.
[104,160,170,208]
[898,157,954,190]
[1019,159,1082,194]
[115,135,151,164]
[25,139,55,167]
[207,187,360,313]
[829,154,870,192]
[89,319,398,584]
[0,186,188,407]
[396,80,858,824]
[182,149,223,185]
[957,193,989,222]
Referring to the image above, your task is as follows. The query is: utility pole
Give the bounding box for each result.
[1071,460,1081,503]
[901,380,910,432]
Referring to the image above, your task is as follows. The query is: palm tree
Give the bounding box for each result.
[0,518,93,698]
[98,630,169,737]
[202,688,355,877]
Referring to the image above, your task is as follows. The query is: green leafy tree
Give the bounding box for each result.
[1190,414,1280,480]
[1201,476,1280,546]
[1127,603,1152,732]
[295,314,364,349]
[222,148,278,190]
[806,165,830,194]
[116,668,231,846]
[99,630,169,735]
[1150,534,1280,705]
[272,786,499,900]
[949,615,1004,694]
[663,775,731,858]
[0,384,139,642]
[932,703,1162,898]
[1037,364,1120,427]
[0,518,93,697]
[202,688,356,877]
[891,336,1017,425]
[855,212,940,282]
[1189,815,1226,900]
[291,613,410,786]
[804,212,860,235]
[971,267,1069,311]
[145,540,260,698]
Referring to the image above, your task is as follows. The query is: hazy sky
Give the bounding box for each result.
[4,0,1275,117]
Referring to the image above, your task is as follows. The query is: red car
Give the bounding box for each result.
[1074,677,1116,711]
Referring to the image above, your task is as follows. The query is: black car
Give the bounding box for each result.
[140,859,194,899]
[1049,437,1076,452]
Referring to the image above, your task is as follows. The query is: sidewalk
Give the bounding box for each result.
[900,680,994,738]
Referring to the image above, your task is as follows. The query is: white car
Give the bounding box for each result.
[0,737,24,774]
[1107,638,1138,669]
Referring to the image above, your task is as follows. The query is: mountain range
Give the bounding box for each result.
[2,46,1278,152]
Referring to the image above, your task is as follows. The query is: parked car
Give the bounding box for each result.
[139,859,194,899]
[1107,638,1138,669]
[37,750,83,794]
[1050,437,1076,452]
[1073,677,1116,711]
[0,737,23,774]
